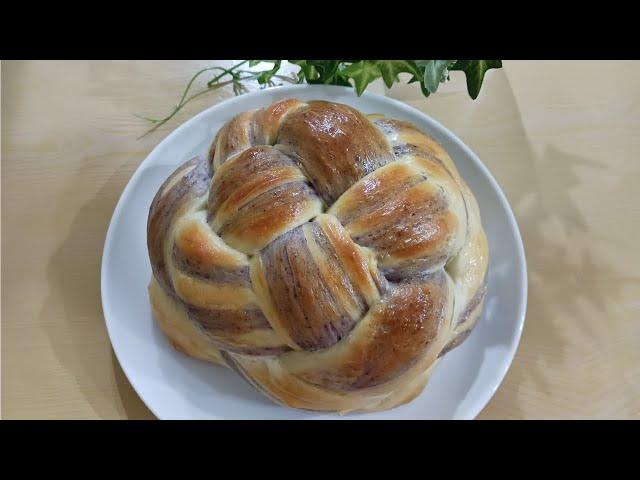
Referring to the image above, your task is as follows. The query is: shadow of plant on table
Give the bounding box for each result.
[442,67,640,418]
[479,143,639,418]
[40,159,155,419]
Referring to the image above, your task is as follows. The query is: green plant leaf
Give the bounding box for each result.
[290,60,320,82]
[248,60,262,67]
[450,60,502,99]
[415,60,455,94]
[341,60,382,96]
[333,68,353,86]
[419,80,431,98]
[307,61,339,83]
[375,60,422,88]
[256,60,282,85]
[319,60,341,83]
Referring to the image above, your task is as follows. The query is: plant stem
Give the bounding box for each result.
[137,79,235,138]
[207,60,248,87]
[136,61,298,138]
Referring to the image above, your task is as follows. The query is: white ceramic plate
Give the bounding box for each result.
[101,85,527,420]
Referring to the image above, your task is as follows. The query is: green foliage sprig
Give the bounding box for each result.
[137,60,501,138]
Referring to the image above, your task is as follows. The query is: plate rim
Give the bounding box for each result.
[100,84,528,420]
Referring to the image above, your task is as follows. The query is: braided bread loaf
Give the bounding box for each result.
[147,99,488,413]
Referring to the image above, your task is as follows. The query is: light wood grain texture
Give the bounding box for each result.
[1,60,639,419]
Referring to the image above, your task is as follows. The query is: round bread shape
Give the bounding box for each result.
[147,99,489,413]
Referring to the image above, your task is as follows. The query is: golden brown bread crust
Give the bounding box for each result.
[149,278,225,365]
[277,101,395,204]
[147,98,489,413]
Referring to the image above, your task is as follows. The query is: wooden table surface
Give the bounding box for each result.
[2,60,639,419]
